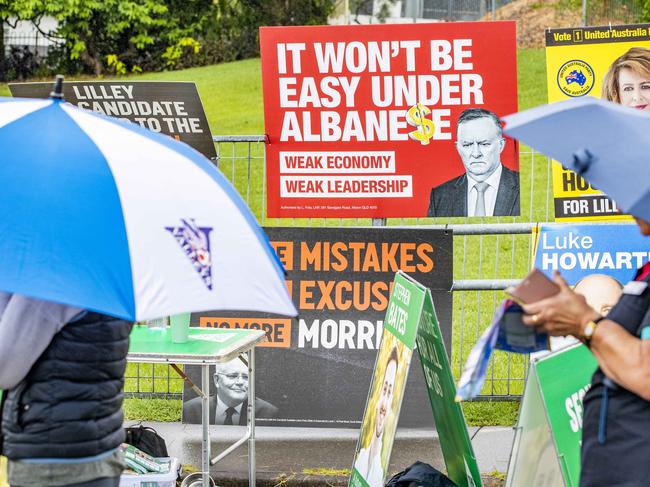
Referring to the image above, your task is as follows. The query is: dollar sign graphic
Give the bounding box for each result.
[407,102,435,145]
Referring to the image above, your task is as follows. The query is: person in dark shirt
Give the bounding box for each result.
[522,215,650,486]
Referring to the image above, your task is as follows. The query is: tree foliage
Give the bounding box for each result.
[46,0,171,74]
[0,0,46,79]
[350,0,398,23]
[201,0,336,63]
[636,0,650,21]
[0,0,201,75]
[0,0,337,78]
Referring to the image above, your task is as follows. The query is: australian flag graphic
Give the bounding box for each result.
[565,70,587,86]
[166,219,214,290]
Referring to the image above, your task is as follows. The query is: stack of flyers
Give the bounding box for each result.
[121,444,170,475]
[495,300,549,354]
[456,299,549,401]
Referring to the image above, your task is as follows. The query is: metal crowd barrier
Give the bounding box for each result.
[126,136,553,401]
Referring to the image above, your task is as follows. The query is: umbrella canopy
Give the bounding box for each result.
[502,96,650,220]
[0,95,297,321]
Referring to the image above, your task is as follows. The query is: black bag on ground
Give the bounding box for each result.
[385,461,458,487]
[124,424,169,458]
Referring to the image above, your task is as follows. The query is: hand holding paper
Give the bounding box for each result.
[522,271,601,338]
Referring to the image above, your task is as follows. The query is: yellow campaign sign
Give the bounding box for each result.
[545,24,650,222]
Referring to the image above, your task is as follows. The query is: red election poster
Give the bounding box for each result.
[260,22,519,218]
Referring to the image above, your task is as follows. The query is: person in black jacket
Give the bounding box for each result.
[0,294,131,487]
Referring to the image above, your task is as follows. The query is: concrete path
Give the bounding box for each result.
[128,421,514,486]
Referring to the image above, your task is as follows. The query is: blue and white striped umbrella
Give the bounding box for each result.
[0,95,297,320]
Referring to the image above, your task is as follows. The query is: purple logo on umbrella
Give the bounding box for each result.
[166,219,214,290]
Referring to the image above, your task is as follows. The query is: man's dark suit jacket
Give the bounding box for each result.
[426,165,520,217]
[183,394,279,425]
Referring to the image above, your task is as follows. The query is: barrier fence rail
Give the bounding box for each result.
[126,136,553,401]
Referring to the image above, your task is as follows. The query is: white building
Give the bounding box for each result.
[331,0,505,24]
[4,16,59,56]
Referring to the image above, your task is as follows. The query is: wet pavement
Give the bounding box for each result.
[129,421,514,486]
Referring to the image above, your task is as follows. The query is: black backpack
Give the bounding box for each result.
[124,424,169,458]
[385,461,458,487]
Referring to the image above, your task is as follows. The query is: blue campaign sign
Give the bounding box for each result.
[534,223,650,285]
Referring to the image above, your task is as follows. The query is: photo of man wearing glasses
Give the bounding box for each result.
[182,358,279,425]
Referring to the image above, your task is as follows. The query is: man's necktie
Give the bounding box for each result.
[474,182,489,216]
[224,407,236,425]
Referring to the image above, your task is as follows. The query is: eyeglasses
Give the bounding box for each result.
[215,373,249,381]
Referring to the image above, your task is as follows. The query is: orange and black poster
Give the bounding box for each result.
[184,227,453,427]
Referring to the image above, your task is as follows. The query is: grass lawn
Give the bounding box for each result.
[2,48,549,426]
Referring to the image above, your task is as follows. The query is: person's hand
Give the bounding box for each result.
[520,271,601,338]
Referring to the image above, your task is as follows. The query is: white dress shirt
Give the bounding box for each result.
[215,396,243,425]
[466,164,503,217]
[353,436,384,487]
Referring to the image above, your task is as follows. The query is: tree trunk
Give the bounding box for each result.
[93,56,102,76]
[80,48,103,76]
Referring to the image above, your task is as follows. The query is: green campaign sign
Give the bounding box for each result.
[350,272,420,487]
[506,345,598,487]
[537,345,597,485]
[383,274,423,349]
[417,292,481,487]
[350,272,481,487]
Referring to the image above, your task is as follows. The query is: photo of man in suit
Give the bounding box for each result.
[427,108,520,217]
[183,358,279,425]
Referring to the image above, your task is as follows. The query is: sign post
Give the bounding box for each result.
[350,272,481,487]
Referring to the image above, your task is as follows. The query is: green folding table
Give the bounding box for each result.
[128,325,266,487]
